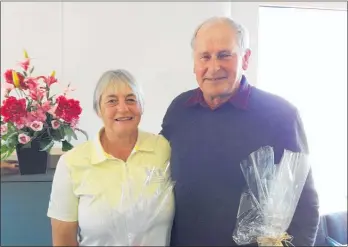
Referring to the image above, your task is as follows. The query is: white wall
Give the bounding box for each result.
[1,2,231,144]
[2,2,345,144]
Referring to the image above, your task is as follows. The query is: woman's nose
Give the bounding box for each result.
[116,100,129,112]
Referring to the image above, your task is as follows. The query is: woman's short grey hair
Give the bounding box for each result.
[190,16,250,53]
[93,69,144,114]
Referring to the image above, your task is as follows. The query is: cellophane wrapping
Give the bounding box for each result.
[105,164,174,246]
[232,146,310,246]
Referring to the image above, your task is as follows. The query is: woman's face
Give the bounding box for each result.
[99,82,142,137]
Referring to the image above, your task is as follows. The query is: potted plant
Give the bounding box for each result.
[0,50,88,175]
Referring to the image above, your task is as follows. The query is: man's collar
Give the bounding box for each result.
[90,128,156,165]
[185,75,251,110]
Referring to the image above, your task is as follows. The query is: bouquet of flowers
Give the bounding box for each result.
[232,146,310,246]
[103,164,174,246]
[0,50,88,161]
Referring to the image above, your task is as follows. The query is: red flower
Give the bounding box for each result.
[3,69,28,89]
[55,96,82,123]
[0,96,27,123]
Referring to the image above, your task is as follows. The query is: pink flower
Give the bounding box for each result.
[41,101,52,111]
[47,104,58,117]
[63,84,76,96]
[29,87,46,101]
[37,74,57,87]
[1,83,14,98]
[1,124,8,136]
[27,110,47,123]
[19,58,30,71]
[14,119,26,130]
[18,133,30,144]
[30,121,43,131]
[51,120,60,129]
[26,77,38,90]
[27,80,46,101]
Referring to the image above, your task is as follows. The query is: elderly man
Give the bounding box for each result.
[160,17,319,246]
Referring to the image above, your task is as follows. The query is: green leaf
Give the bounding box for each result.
[32,130,41,139]
[50,127,65,141]
[1,144,9,153]
[5,132,18,148]
[1,125,16,141]
[7,122,16,131]
[62,140,73,152]
[26,99,34,112]
[64,125,78,141]
[75,128,89,140]
[0,144,16,161]
[23,71,27,77]
[39,137,52,150]
[29,66,34,74]
[48,94,57,101]
[41,140,54,152]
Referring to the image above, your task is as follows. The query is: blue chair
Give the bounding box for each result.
[315,211,347,246]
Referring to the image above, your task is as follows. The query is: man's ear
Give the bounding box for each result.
[242,49,252,70]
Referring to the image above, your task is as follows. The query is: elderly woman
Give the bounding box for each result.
[47,69,174,246]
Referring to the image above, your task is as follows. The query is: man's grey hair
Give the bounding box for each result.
[190,16,250,53]
[93,69,144,114]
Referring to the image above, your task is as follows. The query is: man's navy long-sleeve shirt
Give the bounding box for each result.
[160,76,320,246]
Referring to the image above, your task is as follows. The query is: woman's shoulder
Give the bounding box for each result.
[137,130,171,168]
[60,140,95,166]
[138,130,170,150]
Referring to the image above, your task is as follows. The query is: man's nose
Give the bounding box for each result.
[207,57,221,72]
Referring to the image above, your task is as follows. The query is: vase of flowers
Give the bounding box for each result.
[0,50,88,175]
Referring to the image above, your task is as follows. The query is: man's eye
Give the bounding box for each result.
[200,55,210,60]
[218,53,232,59]
[127,98,137,102]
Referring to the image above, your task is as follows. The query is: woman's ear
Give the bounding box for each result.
[96,108,102,118]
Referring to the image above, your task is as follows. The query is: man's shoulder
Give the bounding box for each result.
[250,86,298,116]
[169,88,197,107]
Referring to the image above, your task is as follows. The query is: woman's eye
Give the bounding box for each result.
[127,98,137,102]
[107,99,117,104]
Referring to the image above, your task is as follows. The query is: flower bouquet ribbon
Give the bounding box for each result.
[257,232,294,247]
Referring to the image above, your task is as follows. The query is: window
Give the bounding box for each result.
[258,6,347,215]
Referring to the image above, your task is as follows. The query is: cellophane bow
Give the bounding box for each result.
[105,163,174,246]
[232,146,310,246]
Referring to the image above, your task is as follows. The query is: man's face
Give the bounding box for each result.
[193,22,251,100]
